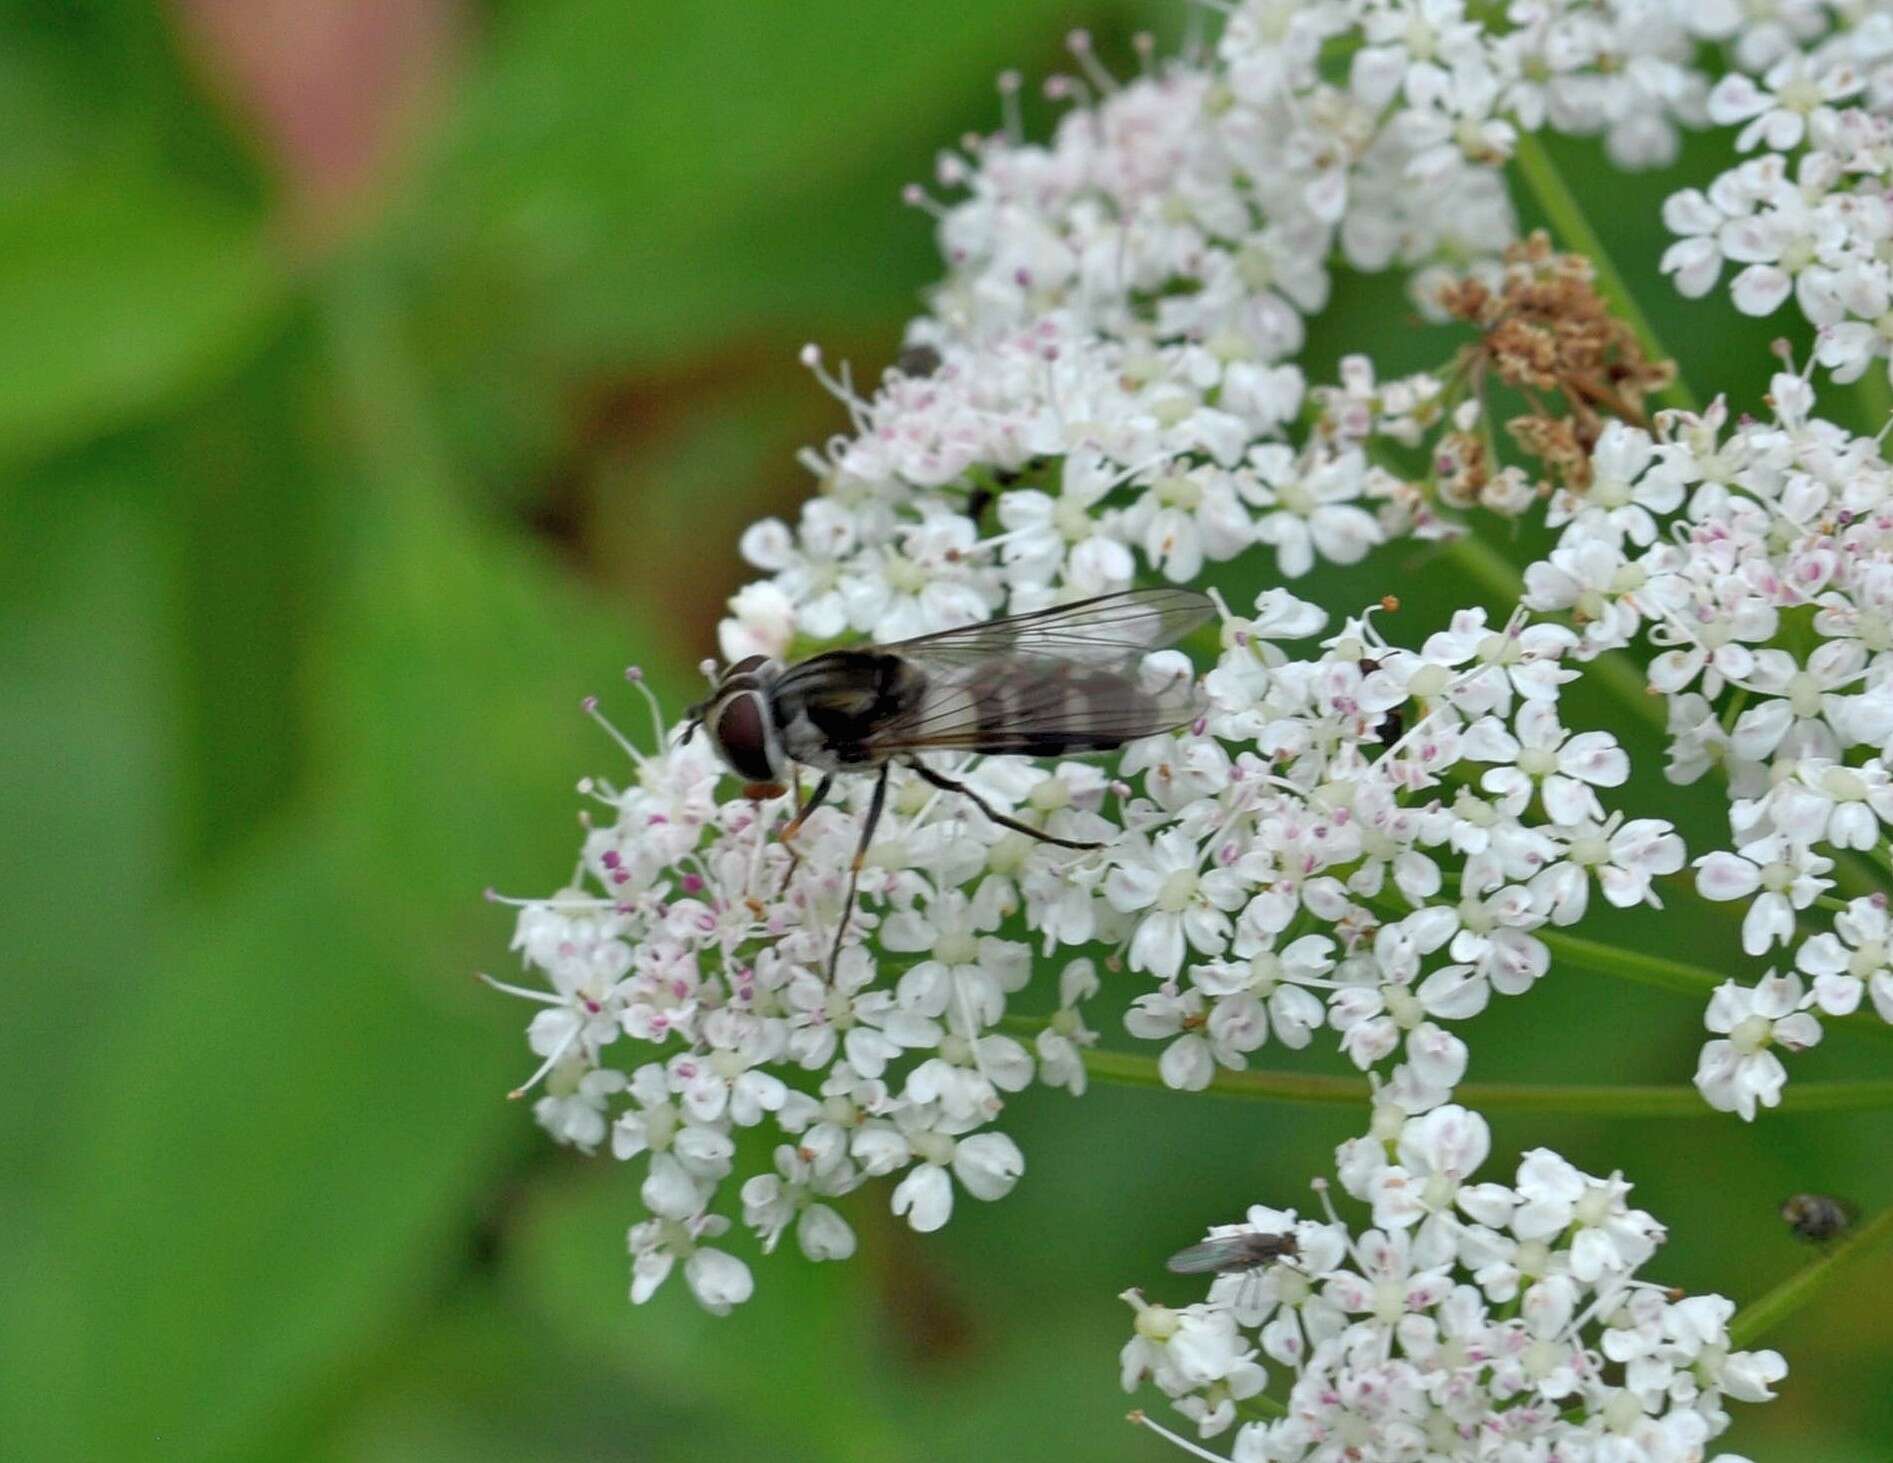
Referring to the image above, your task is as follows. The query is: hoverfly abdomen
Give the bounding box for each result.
[943,659,1183,758]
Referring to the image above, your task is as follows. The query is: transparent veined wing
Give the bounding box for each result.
[881,587,1215,669]
[829,589,1211,758]
[1165,1232,1298,1275]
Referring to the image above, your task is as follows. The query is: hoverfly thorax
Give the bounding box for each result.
[688,654,789,786]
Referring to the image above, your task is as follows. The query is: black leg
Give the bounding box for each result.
[827,765,889,980]
[775,771,834,898]
[782,771,835,842]
[908,762,1103,850]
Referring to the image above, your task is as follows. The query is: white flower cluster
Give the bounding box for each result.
[490,0,1893,1339]
[1660,10,1893,383]
[918,0,1780,356]
[494,377,1697,1309]
[1511,372,1893,1117]
[1123,1106,1785,1463]
[1125,583,1688,1113]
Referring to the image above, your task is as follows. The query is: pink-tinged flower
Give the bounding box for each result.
[1107,828,1249,979]
[1531,813,1685,925]
[1694,836,1835,955]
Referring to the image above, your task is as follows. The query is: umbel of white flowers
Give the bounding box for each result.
[1122,1108,1784,1461]
[487,2,1893,1453]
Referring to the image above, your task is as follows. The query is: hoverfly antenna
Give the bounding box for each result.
[680,714,704,746]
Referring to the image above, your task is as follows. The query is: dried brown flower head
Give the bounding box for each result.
[1437,232,1676,494]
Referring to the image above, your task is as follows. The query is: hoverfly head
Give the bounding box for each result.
[691,655,787,784]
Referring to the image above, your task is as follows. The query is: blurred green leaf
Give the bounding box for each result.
[0,473,178,1182]
[0,169,283,465]
[6,275,679,1454]
[395,0,1124,503]
[512,1161,903,1462]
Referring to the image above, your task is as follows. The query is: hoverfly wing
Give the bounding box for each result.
[883,587,1215,667]
[849,646,1205,757]
[848,588,1211,758]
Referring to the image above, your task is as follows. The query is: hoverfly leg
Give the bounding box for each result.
[827,765,890,982]
[776,771,834,898]
[907,762,1103,851]
[781,771,835,844]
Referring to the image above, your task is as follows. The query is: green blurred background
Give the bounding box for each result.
[4,3,1890,1459]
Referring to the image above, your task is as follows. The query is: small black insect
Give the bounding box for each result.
[1353,656,1405,748]
[894,343,944,378]
[1781,1193,1853,1244]
[686,588,1212,975]
[1166,1229,1300,1275]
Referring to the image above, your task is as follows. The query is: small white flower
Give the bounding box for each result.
[1695,836,1835,956]
[1708,54,1861,153]
[533,1064,626,1154]
[627,1210,754,1315]
[1797,894,1892,1020]
[740,1145,859,1260]
[1245,443,1385,577]
[1034,957,1102,1094]
[1532,812,1685,924]
[872,1107,1025,1233]
[1108,828,1248,979]
[1695,971,1824,1120]
[1476,701,1630,826]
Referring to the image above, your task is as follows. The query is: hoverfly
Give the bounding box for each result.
[1780,1192,1853,1244]
[684,587,1213,974]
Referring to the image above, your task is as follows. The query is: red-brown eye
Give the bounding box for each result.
[712,693,777,782]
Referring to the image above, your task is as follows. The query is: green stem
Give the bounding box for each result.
[1539,928,1893,1044]
[1237,1393,1290,1422]
[1510,132,1699,415]
[1536,929,1727,1001]
[1730,1202,1893,1348]
[1059,1041,1893,1114]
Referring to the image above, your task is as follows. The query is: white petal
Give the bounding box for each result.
[797,1204,857,1261]
[1159,1033,1216,1091]
[683,1247,754,1315]
[953,1131,1025,1201]
[1731,264,1792,316]
[1696,852,1762,902]
[892,1162,955,1232]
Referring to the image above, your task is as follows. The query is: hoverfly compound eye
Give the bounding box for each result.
[710,691,781,784]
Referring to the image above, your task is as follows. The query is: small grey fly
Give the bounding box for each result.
[684,587,1213,975]
[1780,1192,1853,1244]
[1165,1230,1300,1276]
